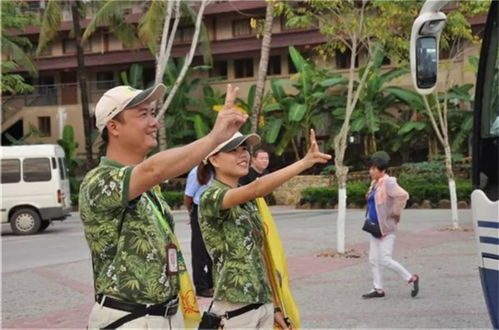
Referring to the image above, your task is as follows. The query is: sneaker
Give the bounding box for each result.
[409,274,419,297]
[362,290,385,299]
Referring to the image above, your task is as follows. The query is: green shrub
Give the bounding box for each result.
[300,181,369,206]
[162,191,184,208]
[300,178,472,207]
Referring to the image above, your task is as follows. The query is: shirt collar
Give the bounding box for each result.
[99,157,125,168]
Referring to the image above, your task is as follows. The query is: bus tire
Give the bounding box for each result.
[10,208,42,235]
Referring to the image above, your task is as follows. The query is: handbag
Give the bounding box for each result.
[198,311,222,330]
[362,218,382,238]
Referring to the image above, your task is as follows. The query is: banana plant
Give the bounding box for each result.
[263,46,347,160]
[120,64,145,89]
[349,48,409,155]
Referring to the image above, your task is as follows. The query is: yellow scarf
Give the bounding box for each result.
[256,197,301,329]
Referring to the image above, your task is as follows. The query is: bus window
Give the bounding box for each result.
[481,22,499,139]
[474,0,498,201]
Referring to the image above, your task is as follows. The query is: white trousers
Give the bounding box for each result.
[369,233,412,290]
[87,302,184,330]
[211,301,274,329]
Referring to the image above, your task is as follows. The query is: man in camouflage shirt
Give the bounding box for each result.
[80,84,246,329]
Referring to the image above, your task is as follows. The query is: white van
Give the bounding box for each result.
[0,144,72,234]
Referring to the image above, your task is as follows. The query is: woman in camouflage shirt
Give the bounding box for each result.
[198,129,330,329]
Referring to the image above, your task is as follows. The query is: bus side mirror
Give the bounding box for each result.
[415,36,438,90]
[410,2,448,95]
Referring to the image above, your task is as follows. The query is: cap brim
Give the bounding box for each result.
[125,84,166,109]
[219,133,261,152]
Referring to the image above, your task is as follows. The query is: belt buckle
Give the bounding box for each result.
[163,297,178,318]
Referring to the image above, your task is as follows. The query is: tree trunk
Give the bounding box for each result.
[251,2,274,133]
[155,0,180,152]
[156,0,210,151]
[444,142,459,229]
[290,138,300,162]
[71,0,93,167]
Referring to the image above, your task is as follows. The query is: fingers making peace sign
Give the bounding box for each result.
[303,129,332,169]
[210,84,248,144]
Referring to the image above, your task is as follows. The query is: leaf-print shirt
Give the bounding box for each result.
[199,179,272,304]
[79,157,180,304]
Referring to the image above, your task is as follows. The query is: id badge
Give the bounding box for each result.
[166,243,178,275]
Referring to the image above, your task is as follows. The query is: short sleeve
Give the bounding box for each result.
[199,186,230,223]
[185,168,200,197]
[82,166,134,212]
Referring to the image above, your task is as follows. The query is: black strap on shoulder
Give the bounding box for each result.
[225,303,263,320]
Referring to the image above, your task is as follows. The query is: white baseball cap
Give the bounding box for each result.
[94,84,167,132]
[203,131,261,164]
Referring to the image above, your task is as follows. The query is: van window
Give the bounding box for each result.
[23,158,52,182]
[52,157,57,169]
[58,158,66,179]
[1,159,21,183]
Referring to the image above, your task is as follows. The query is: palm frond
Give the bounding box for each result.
[82,0,139,47]
[138,0,166,51]
[37,0,62,55]
[2,36,37,76]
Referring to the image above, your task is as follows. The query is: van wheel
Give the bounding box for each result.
[10,208,42,235]
[39,220,50,232]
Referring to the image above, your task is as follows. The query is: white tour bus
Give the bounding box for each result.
[0,144,72,234]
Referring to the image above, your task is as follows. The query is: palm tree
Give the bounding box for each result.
[82,0,212,150]
[250,1,274,134]
[1,0,38,94]
[350,49,409,155]
[37,0,93,167]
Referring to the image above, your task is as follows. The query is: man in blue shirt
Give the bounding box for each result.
[184,166,213,297]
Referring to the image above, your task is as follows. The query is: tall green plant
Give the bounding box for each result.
[264,46,346,160]
[57,126,84,202]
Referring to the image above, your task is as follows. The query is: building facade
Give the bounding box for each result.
[1,0,485,156]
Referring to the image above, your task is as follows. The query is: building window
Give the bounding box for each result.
[96,71,114,89]
[234,58,254,78]
[268,55,281,76]
[175,26,195,42]
[63,39,91,54]
[23,158,52,182]
[210,60,228,79]
[38,116,51,137]
[335,49,359,69]
[232,19,254,37]
[1,159,21,184]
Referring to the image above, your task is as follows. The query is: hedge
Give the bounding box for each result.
[300,177,472,207]
[162,191,184,209]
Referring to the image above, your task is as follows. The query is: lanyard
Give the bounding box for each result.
[144,192,173,236]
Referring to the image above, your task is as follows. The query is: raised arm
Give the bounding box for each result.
[129,85,245,201]
[221,129,331,209]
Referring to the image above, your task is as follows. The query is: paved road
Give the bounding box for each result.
[1,208,492,329]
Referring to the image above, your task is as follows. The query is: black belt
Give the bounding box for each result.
[95,294,179,329]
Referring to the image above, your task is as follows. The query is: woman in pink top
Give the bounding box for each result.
[362,155,420,299]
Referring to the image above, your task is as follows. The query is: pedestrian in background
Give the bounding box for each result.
[363,154,420,299]
[184,166,214,298]
[239,148,270,185]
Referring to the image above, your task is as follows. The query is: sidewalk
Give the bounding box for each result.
[2,209,491,329]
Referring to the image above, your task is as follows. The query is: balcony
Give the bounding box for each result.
[2,80,118,124]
